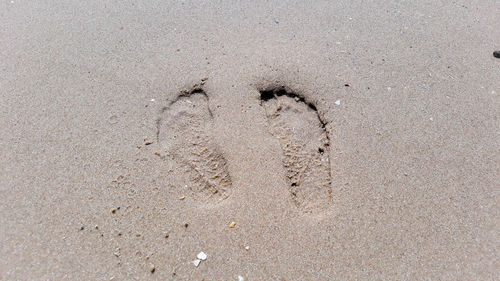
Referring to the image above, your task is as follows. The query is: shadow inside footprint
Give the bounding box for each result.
[157,88,232,201]
[260,87,332,212]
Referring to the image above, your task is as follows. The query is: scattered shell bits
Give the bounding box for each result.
[229,221,236,228]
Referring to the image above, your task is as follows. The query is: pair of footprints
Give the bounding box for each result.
[157,84,332,213]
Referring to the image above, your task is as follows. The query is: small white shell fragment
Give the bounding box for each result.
[197,252,207,260]
[245,246,250,250]
[238,276,245,281]
[192,259,201,267]
[335,100,341,105]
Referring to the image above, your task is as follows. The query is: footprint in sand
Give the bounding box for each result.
[259,87,332,212]
[156,82,332,213]
[157,87,232,201]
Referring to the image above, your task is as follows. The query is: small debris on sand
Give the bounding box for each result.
[245,246,250,250]
[334,100,341,105]
[197,252,207,260]
[493,51,500,58]
[192,252,207,267]
[238,276,245,281]
[179,196,185,200]
[149,264,155,273]
[229,221,236,228]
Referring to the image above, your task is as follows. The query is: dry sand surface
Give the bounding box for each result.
[1,0,499,280]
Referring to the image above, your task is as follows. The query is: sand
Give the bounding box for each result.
[1,0,499,280]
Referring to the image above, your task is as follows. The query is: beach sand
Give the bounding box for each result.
[1,1,499,280]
